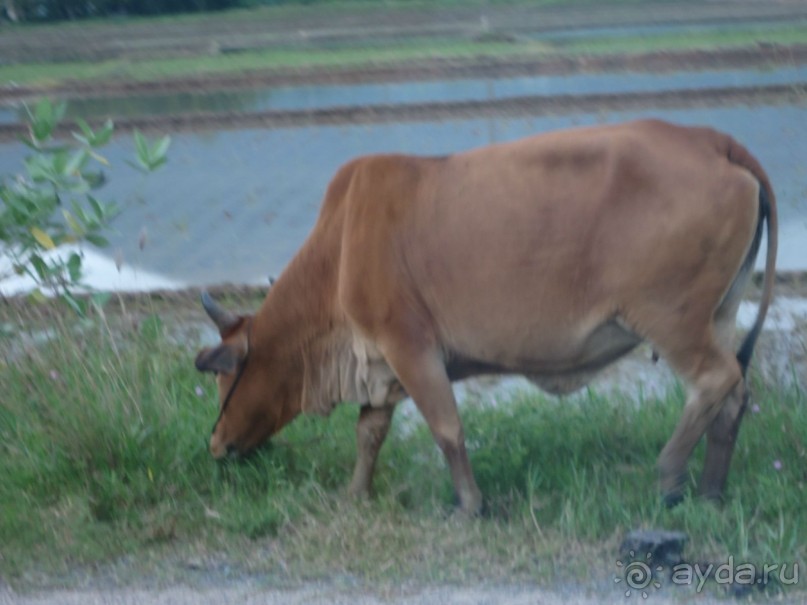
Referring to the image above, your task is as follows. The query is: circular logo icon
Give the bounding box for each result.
[615,551,663,598]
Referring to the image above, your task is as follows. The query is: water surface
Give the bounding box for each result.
[3,65,807,125]
[0,104,805,289]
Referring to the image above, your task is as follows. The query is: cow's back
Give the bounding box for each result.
[338,120,760,370]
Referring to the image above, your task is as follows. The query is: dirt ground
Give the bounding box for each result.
[5,584,807,605]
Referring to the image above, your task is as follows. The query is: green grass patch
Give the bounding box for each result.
[561,23,807,55]
[0,39,543,87]
[1,306,805,594]
[4,23,807,89]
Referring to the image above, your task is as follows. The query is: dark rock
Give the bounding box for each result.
[620,529,688,566]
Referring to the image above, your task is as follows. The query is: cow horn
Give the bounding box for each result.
[200,291,239,332]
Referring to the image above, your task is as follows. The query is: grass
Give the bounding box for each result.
[3,22,807,89]
[560,23,807,55]
[0,40,542,87]
[0,303,805,596]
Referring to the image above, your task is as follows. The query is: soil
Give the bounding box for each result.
[6,583,807,605]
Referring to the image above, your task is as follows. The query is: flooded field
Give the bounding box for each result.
[4,65,807,125]
[1,102,805,291]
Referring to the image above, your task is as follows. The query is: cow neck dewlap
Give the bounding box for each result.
[249,239,401,412]
[298,329,400,416]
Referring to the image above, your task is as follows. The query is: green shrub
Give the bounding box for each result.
[0,99,169,311]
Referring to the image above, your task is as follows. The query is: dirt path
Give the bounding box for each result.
[5,584,806,605]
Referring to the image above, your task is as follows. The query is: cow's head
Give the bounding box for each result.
[194,292,301,458]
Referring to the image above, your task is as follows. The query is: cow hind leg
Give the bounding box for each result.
[348,404,395,498]
[699,381,747,500]
[655,337,743,506]
[698,287,750,501]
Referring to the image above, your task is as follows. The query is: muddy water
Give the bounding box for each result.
[2,65,807,126]
[0,103,805,289]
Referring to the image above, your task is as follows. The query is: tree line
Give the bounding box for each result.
[2,0,303,21]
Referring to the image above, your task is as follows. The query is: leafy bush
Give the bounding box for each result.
[0,98,169,311]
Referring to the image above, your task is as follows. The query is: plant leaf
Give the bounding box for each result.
[61,292,85,317]
[64,149,89,176]
[67,252,82,282]
[150,135,171,161]
[34,99,52,127]
[89,150,109,166]
[31,227,55,250]
[85,233,109,247]
[87,195,104,220]
[29,288,47,304]
[147,157,167,172]
[133,130,149,164]
[63,209,84,236]
[29,254,48,280]
[94,119,114,147]
[76,118,94,139]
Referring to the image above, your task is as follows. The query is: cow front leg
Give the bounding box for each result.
[381,343,482,515]
[348,404,395,498]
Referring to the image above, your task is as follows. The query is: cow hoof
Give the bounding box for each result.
[449,505,483,520]
[697,489,725,505]
[662,491,685,509]
[346,484,372,501]
[449,493,485,519]
[658,466,688,508]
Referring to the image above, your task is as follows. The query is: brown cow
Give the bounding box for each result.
[195,119,777,513]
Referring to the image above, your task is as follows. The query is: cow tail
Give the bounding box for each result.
[725,137,778,375]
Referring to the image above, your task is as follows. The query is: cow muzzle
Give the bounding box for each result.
[210,434,232,459]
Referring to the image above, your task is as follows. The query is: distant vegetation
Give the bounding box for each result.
[5,0,241,20]
[4,0,666,22]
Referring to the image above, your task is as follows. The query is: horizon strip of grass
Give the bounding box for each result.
[2,23,807,89]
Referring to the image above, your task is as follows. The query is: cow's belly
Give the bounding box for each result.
[445,318,642,394]
[354,316,641,403]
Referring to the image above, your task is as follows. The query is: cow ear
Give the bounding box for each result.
[195,344,241,374]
